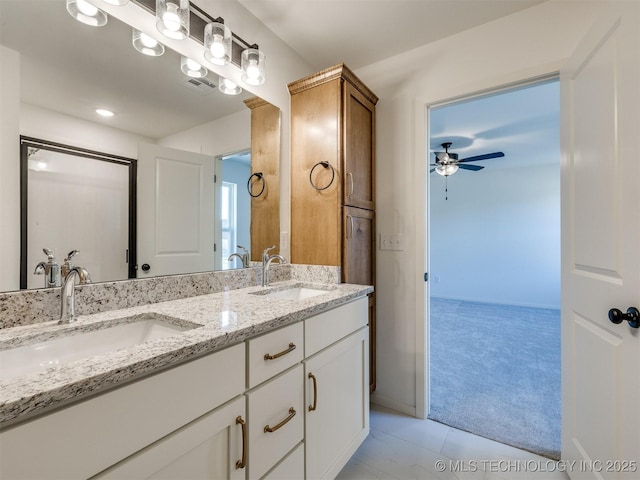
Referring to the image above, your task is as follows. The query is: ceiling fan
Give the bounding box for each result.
[430,142,505,177]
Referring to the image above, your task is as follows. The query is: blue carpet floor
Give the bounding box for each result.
[428,297,561,459]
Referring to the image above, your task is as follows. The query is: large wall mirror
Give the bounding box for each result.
[0,0,281,292]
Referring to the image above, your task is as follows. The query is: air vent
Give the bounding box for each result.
[182,76,217,96]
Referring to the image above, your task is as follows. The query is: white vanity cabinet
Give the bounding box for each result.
[0,343,246,480]
[304,297,369,480]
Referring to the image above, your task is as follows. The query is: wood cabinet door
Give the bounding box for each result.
[342,206,375,286]
[305,327,369,480]
[95,396,246,480]
[343,82,375,211]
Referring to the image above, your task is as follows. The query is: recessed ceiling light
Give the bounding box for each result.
[95,108,114,117]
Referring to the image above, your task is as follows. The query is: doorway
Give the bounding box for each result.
[427,79,561,458]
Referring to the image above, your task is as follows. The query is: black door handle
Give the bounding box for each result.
[608,307,640,329]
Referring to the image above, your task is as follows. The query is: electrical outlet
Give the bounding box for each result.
[280,231,289,250]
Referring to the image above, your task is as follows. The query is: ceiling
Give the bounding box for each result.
[238,0,547,70]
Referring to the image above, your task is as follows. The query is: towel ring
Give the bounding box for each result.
[309,161,335,191]
[247,172,266,198]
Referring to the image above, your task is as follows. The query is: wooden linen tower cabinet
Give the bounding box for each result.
[288,64,378,391]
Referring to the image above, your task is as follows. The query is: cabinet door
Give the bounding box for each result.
[95,396,246,479]
[342,206,375,285]
[343,81,375,210]
[305,327,369,480]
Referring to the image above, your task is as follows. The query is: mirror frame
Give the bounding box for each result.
[19,136,137,289]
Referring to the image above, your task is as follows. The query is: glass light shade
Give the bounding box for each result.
[435,164,459,177]
[102,0,129,5]
[204,22,231,66]
[66,0,108,27]
[181,56,207,78]
[241,48,265,86]
[132,29,165,56]
[218,76,242,95]
[156,0,189,40]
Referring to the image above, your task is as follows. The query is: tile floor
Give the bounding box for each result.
[336,404,569,480]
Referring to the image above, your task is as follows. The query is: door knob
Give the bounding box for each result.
[608,307,640,329]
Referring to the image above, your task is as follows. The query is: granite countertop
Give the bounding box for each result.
[0,280,372,427]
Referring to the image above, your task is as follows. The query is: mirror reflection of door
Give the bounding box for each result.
[219,150,251,270]
[20,137,136,289]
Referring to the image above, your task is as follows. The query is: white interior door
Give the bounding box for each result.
[137,143,216,278]
[561,2,640,477]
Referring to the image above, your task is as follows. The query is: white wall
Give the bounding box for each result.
[0,46,20,292]
[430,162,560,309]
[158,110,250,156]
[354,0,601,415]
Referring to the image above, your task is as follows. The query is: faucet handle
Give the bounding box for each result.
[262,245,276,258]
[237,245,249,254]
[43,248,54,257]
[65,250,79,262]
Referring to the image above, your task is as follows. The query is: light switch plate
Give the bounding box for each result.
[379,233,405,251]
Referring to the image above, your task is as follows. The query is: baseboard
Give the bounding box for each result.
[370,393,417,417]
[429,295,560,311]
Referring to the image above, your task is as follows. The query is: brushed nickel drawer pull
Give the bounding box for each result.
[264,407,296,433]
[347,172,354,196]
[264,342,296,361]
[235,416,247,469]
[308,372,318,412]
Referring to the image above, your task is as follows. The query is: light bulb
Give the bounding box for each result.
[140,33,158,48]
[209,34,225,59]
[163,4,181,32]
[246,61,260,80]
[186,59,201,71]
[77,0,98,16]
[222,79,237,89]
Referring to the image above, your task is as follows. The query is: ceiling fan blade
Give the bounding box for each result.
[458,151,505,163]
[458,164,484,171]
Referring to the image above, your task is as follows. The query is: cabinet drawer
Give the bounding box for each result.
[305,297,368,357]
[0,343,245,479]
[95,396,246,479]
[262,442,304,480]
[248,322,303,388]
[248,365,304,480]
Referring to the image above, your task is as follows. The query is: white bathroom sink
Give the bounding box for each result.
[0,316,197,382]
[262,287,329,300]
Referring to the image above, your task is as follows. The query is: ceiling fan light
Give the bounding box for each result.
[204,22,231,66]
[156,0,189,40]
[132,29,165,56]
[66,0,108,27]
[435,164,458,176]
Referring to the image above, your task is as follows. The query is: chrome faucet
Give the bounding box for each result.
[59,268,82,324]
[262,245,287,287]
[34,248,60,288]
[61,250,91,284]
[228,245,250,268]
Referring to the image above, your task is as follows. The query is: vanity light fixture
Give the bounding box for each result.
[156,0,189,40]
[204,20,231,66]
[95,108,115,117]
[218,76,242,95]
[132,29,165,56]
[241,47,265,86]
[180,56,207,78]
[66,0,108,27]
[102,0,129,5]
